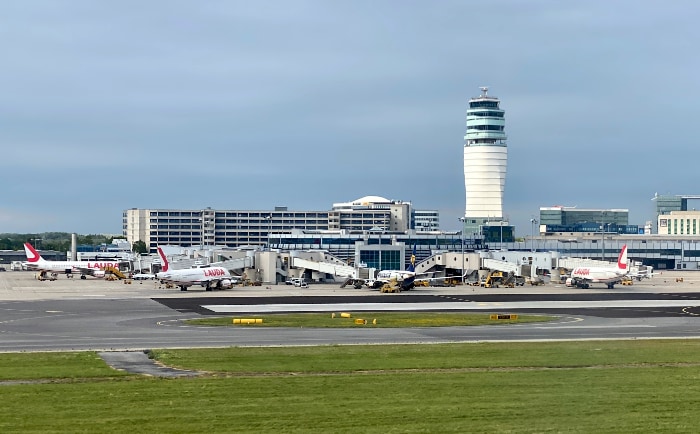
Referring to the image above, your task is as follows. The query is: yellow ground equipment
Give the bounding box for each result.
[481,271,505,288]
[380,278,402,293]
[501,272,517,288]
[103,266,127,280]
[37,271,58,281]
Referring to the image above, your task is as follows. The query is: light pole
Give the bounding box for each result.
[196,216,204,250]
[530,218,538,252]
[458,217,466,284]
[601,222,611,261]
[600,211,605,261]
[499,220,504,250]
[265,215,272,250]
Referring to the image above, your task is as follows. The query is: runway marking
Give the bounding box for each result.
[682,307,700,316]
[537,325,656,329]
[201,300,700,314]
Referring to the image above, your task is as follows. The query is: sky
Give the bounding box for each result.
[1,1,698,237]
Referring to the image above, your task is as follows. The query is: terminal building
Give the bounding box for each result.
[653,194,700,236]
[538,206,641,235]
[123,196,442,255]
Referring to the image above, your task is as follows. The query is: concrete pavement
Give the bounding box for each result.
[1,269,699,301]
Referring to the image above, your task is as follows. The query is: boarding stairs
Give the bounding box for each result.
[103,266,127,279]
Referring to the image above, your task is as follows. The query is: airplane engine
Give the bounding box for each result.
[219,279,232,289]
[93,270,106,278]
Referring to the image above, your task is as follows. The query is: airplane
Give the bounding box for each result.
[344,247,466,290]
[23,242,125,279]
[366,247,420,291]
[566,244,629,289]
[155,247,233,291]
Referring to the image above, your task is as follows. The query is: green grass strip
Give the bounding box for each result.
[151,340,700,374]
[3,341,700,432]
[186,312,556,328]
[0,351,130,381]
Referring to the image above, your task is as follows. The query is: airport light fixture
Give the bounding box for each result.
[265,215,272,250]
[530,218,538,252]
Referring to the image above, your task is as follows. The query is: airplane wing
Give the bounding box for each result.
[74,266,97,275]
[74,265,126,279]
[190,276,233,289]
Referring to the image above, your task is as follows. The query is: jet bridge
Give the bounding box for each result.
[557,257,612,270]
[291,257,357,280]
[482,258,522,276]
[217,256,254,271]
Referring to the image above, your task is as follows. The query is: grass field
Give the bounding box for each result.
[3,340,700,432]
[185,311,556,328]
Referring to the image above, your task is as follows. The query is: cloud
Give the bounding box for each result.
[0,1,698,234]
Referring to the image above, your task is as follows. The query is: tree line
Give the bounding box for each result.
[0,233,129,253]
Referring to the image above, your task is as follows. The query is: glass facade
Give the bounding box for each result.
[539,208,634,234]
[359,250,401,270]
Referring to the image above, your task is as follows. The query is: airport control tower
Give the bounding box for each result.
[462,87,508,236]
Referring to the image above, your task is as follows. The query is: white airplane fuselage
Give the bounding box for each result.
[376,270,415,280]
[156,267,231,288]
[24,243,121,277]
[156,247,232,291]
[568,245,629,289]
[26,259,121,273]
[570,267,627,284]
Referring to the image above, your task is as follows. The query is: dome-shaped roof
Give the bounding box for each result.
[352,195,390,205]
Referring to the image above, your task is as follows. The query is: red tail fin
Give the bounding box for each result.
[617,245,628,270]
[157,247,169,272]
[24,243,42,263]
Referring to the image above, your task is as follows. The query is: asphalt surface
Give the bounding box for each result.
[2,270,700,356]
[98,350,202,377]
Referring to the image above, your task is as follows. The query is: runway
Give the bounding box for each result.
[2,271,700,352]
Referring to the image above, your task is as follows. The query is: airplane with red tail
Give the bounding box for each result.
[567,244,629,289]
[155,247,233,291]
[23,242,125,279]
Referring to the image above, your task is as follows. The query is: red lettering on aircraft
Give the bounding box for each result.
[87,262,119,269]
[574,268,590,276]
[203,268,225,277]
